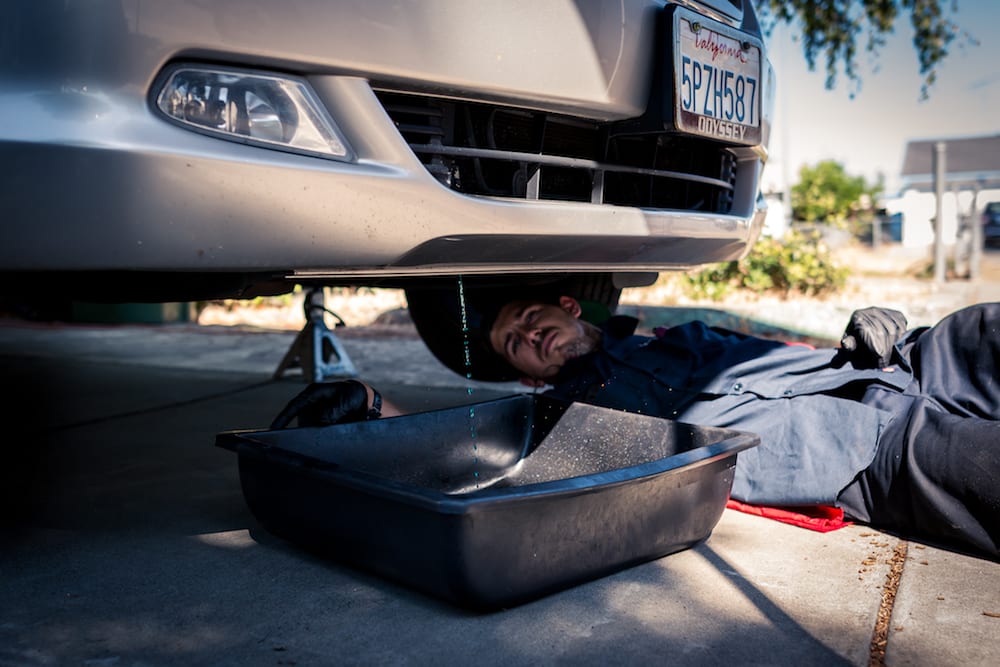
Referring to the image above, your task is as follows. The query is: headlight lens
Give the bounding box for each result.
[155,66,353,160]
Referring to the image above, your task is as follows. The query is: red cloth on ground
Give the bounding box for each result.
[726,499,852,532]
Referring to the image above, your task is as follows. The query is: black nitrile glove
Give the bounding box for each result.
[270,380,370,429]
[841,307,908,368]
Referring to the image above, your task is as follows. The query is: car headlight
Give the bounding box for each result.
[155,66,353,160]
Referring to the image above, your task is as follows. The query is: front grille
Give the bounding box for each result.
[375,91,738,214]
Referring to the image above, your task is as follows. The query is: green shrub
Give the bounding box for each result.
[685,229,849,300]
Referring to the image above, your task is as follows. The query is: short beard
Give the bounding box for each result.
[561,320,602,360]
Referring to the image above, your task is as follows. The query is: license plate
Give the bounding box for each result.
[674,11,762,145]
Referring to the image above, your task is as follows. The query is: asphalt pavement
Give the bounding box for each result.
[0,316,998,666]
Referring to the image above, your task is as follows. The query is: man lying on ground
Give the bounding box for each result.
[272,297,1000,560]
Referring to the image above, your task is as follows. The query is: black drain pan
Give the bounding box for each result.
[216,394,758,610]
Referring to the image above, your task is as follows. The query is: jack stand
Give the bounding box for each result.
[273,287,358,383]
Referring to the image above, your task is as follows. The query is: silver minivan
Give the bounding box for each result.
[0,0,774,368]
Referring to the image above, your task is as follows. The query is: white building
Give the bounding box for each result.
[883,134,1000,248]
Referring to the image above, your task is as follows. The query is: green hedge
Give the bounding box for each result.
[685,229,849,300]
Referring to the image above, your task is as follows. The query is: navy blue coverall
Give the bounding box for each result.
[546,303,1000,558]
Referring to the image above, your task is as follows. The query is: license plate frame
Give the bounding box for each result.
[672,8,763,146]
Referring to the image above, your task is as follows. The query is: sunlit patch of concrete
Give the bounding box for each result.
[192,529,256,550]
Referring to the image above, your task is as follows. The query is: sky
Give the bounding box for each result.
[762,0,1000,198]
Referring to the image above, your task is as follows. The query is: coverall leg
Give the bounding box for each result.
[838,302,1000,558]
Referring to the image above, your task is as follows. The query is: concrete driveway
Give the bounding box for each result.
[1,320,998,666]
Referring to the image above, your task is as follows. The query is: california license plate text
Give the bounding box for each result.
[675,17,761,144]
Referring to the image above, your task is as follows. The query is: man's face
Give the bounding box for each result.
[488,296,600,381]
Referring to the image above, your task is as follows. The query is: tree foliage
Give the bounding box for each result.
[790,160,881,227]
[757,0,965,97]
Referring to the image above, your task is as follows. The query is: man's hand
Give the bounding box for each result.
[270,380,370,429]
[841,307,908,368]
